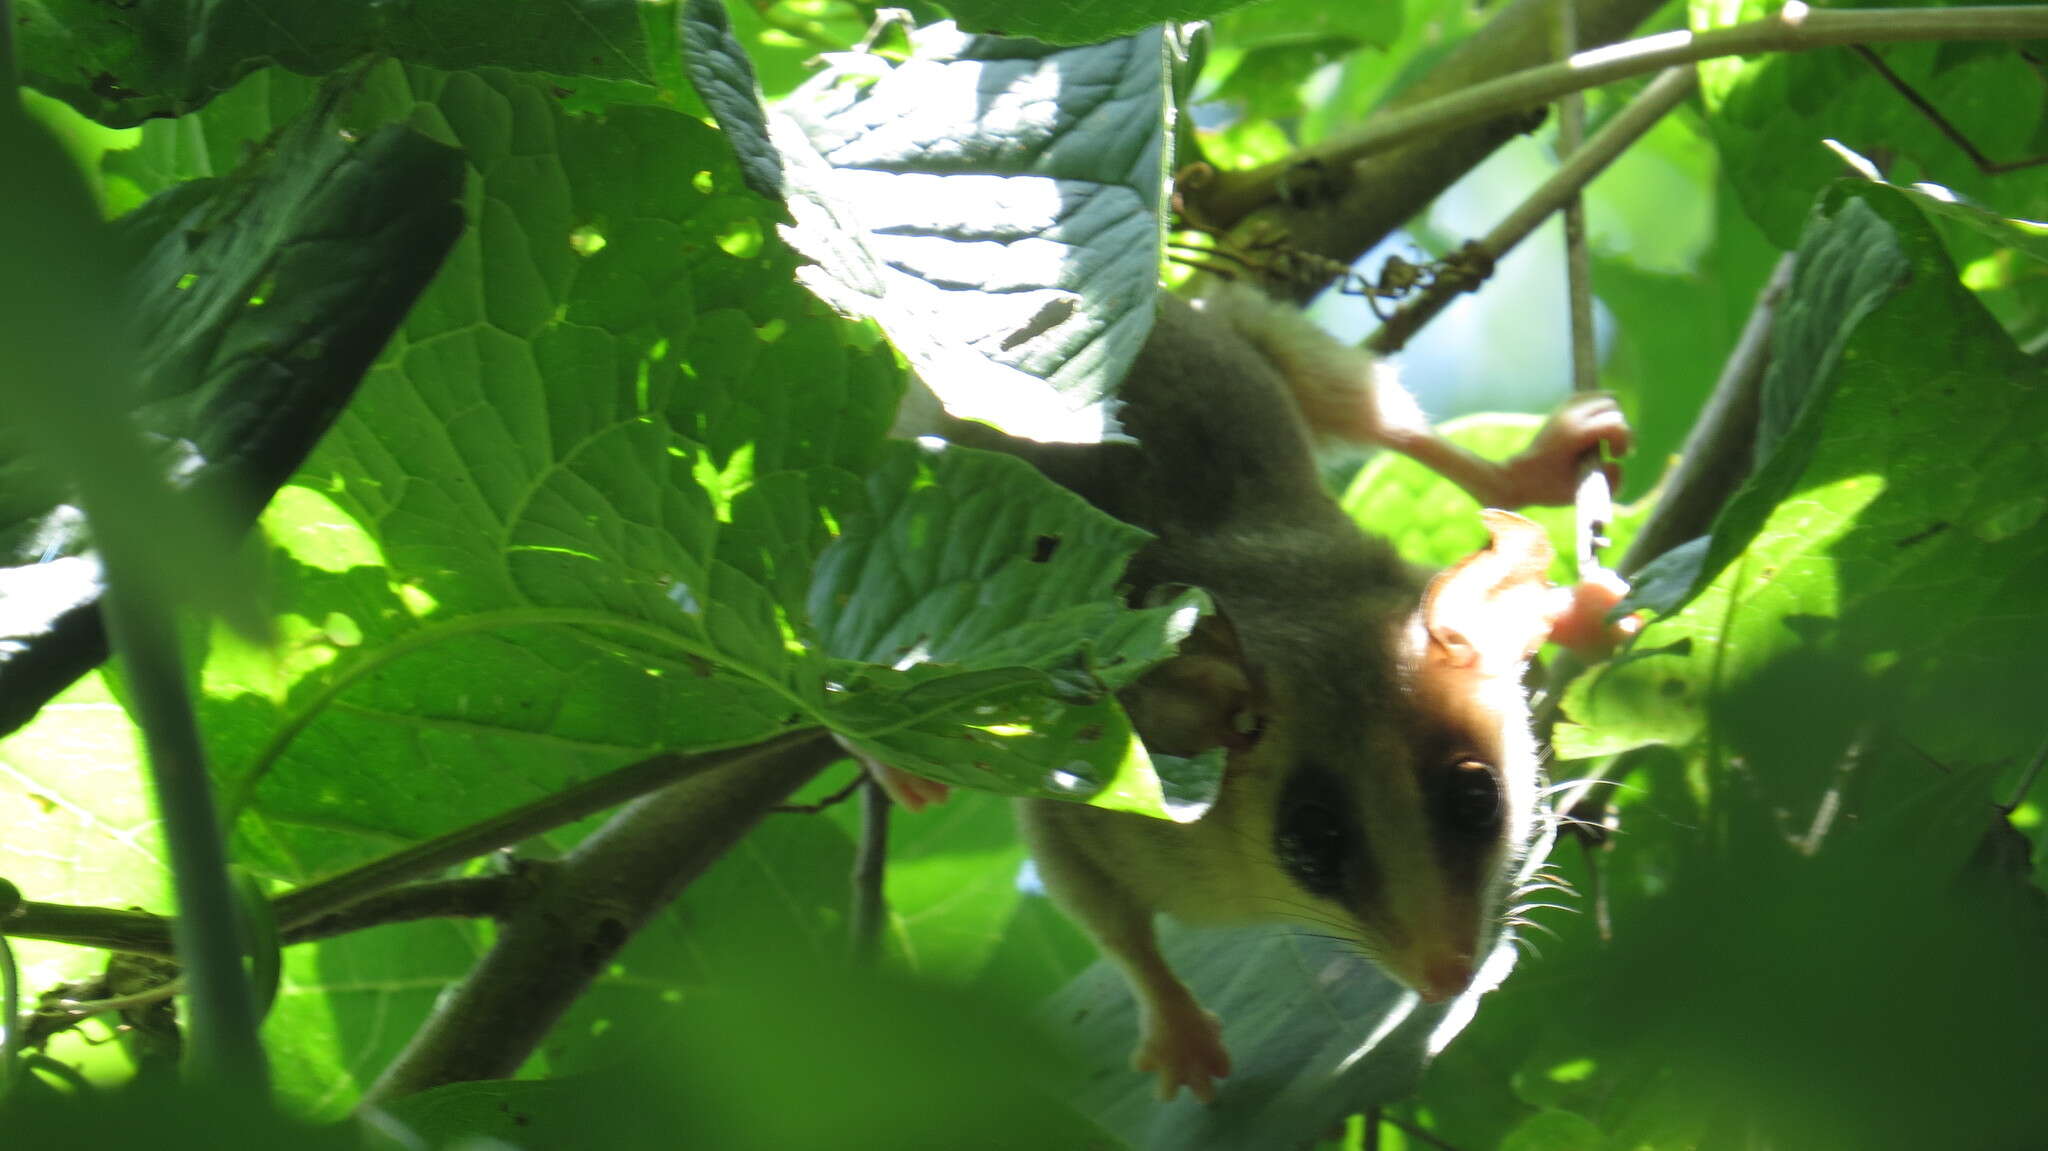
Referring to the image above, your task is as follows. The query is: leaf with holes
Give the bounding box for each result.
[773,22,1170,442]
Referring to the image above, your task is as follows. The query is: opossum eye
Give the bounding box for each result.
[1433,758,1502,841]
[1275,769,1351,900]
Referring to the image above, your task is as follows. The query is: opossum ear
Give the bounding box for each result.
[1420,510,1559,673]
[1122,610,1264,757]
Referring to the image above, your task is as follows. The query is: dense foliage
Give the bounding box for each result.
[2,0,2045,1148]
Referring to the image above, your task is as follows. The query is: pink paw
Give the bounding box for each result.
[1494,393,1633,509]
[867,761,951,812]
[1547,569,1642,658]
[1134,1001,1231,1104]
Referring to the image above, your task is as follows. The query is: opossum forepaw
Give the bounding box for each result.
[1134,1004,1230,1104]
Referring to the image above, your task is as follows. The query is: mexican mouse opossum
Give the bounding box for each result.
[895,283,1631,1102]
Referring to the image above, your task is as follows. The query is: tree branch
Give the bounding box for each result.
[1209,4,2048,241]
[1198,0,1669,298]
[280,873,539,946]
[1197,3,2048,300]
[5,731,841,958]
[364,730,844,1101]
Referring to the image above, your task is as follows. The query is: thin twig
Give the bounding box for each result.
[849,777,891,962]
[1367,67,1698,355]
[772,768,866,814]
[280,874,538,946]
[270,729,832,931]
[1554,0,1612,583]
[1852,45,2048,175]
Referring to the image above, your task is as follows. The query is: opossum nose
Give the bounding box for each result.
[1416,954,1474,1004]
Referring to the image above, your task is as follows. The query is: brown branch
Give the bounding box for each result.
[363,731,843,1101]
[771,766,866,814]
[849,777,890,961]
[7,902,176,959]
[280,873,541,946]
[1198,0,1669,301]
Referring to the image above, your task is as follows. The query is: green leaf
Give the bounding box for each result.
[18,0,695,128]
[773,23,1170,441]
[814,441,1215,816]
[0,673,168,996]
[1202,2,1403,122]
[206,65,1204,885]
[681,0,785,202]
[201,66,899,881]
[1557,184,2048,765]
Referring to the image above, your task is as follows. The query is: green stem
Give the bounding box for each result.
[0,932,20,1098]
[100,590,267,1094]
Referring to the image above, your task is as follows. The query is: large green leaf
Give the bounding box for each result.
[18,0,694,127]
[774,22,1170,442]
[203,65,1208,885]
[1,77,464,740]
[198,65,898,880]
[1558,183,2048,767]
[0,673,168,996]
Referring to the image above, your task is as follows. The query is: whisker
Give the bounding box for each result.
[1508,901,1579,917]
